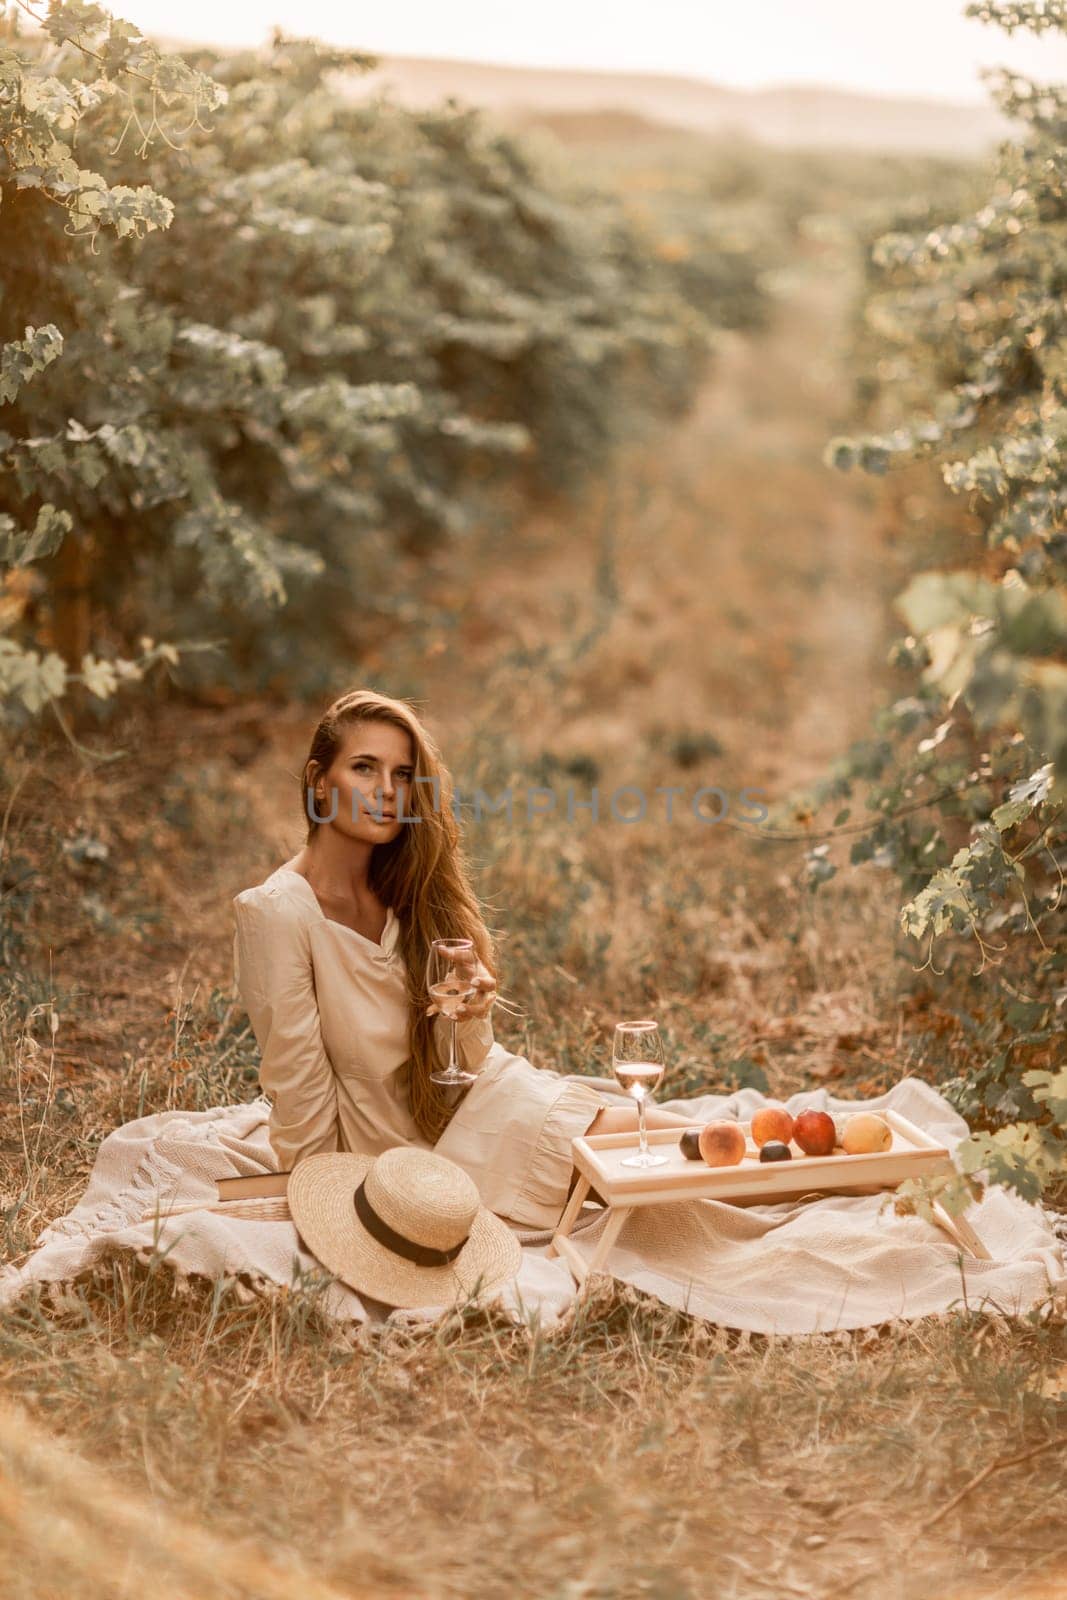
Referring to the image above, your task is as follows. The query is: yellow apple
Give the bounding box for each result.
[841,1113,892,1154]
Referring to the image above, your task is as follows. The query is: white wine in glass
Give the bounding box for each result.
[426,938,479,1087]
[613,1019,668,1169]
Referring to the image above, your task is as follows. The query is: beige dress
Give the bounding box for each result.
[231,865,608,1229]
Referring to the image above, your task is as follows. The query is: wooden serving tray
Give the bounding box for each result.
[549,1109,989,1286]
[571,1108,954,1207]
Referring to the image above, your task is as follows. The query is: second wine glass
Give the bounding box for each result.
[613,1019,668,1169]
[426,938,479,1087]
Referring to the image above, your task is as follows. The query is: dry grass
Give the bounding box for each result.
[1,1262,1063,1599]
[1,235,1064,1599]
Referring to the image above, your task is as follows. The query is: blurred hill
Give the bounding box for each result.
[351,55,1014,156]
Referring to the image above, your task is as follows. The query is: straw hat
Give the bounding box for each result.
[287,1145,522,1309]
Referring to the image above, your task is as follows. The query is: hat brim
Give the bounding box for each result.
[287,1153,523,1310]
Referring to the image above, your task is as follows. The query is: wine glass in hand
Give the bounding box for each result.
[426,938,479,1086]
[613,1019,668,1168]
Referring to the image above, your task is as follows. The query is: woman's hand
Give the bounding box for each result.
[425,958,497,1022]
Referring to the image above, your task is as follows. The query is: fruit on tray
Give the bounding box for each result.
[698,1120,747,1167]
[841,1113,892,1154]
[680,1127,703,1161]
[751,1106,794,1148]
[759,1140,792,1163]
[793,1109,836,1157]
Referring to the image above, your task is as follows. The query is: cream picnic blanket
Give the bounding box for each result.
[1,1078,1062,1334]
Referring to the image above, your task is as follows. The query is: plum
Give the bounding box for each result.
[759,1141,792,1163]
[698,1120,746,1167]
[793,1109,836,1157]
[680,1127,703,1161]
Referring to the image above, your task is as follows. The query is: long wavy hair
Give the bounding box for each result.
[300,688,497,1142]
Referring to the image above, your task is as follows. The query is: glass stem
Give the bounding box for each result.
[449,1016,459,1075]
[636,1089,649,1157]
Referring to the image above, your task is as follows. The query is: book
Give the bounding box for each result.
[215,1170,291,1201]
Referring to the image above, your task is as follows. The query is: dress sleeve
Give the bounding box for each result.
[433,1009,495,1074]
[232,889,341,1169]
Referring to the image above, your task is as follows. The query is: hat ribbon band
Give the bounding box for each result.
[354,1179,468,1267]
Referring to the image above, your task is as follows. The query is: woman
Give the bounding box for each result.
[233,687,688,1230]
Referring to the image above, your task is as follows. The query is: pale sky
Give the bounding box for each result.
[118,0,1067,104]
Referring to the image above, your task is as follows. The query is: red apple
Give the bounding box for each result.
[793,1109,836,1157]
[751,1106,794,1148]
[698,1120,746,1167]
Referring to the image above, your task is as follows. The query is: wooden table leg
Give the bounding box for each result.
[550,1202,634,1289]
[546,1174,591,1259]
[931,1200,992,1261]
[551,1232,590,1285]
[582,1205,633,1280]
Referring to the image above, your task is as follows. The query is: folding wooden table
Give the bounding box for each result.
[547,1108,990,1287]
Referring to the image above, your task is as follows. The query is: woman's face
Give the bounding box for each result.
[312,720,416,844]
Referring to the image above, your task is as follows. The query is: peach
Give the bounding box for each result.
[793,1109,836,1157]
[751,1106,794,1148]
[841,1113,892,1154]
[698,1120,747,1167]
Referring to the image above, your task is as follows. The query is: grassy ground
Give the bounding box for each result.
[1,235,1063,1599]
